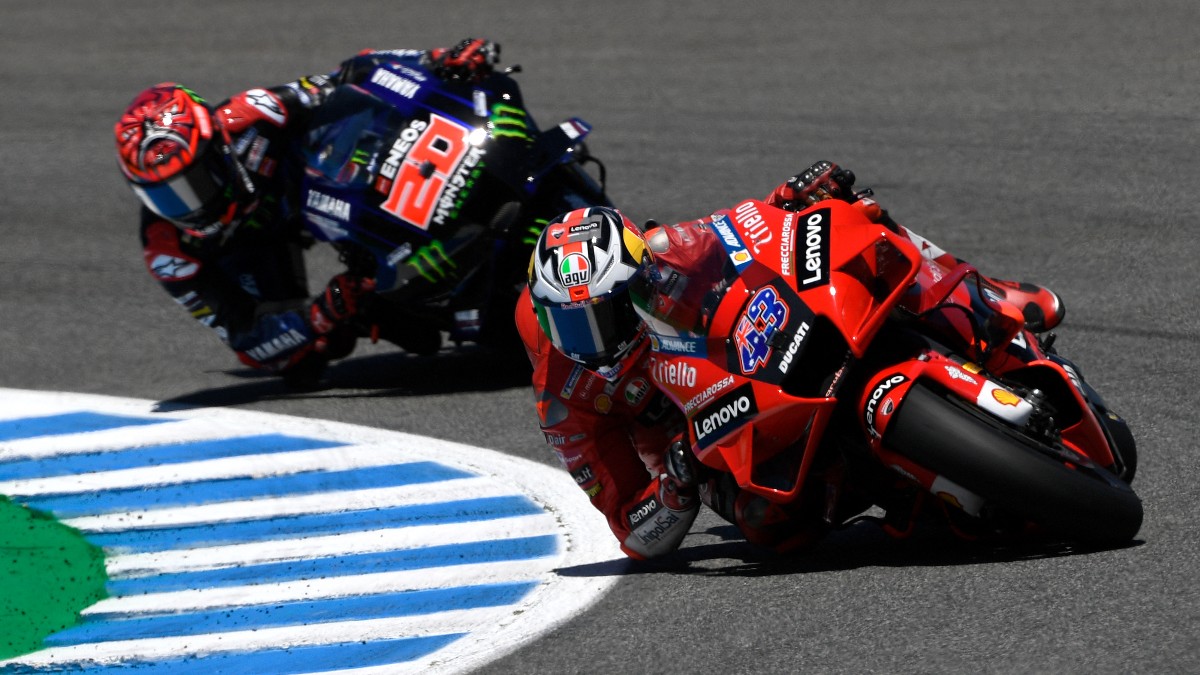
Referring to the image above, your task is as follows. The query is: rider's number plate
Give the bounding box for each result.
[380,113,470,230]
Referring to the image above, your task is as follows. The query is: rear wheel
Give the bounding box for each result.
[885,383,1143,544]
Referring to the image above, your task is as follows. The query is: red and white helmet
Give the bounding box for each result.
[114,83,255,238]
[528,207,655,376]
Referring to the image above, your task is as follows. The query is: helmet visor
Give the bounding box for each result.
[130,146,228,224]
[535,273,651,371]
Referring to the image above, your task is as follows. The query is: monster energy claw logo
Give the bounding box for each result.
[489,103,531,141]
[406,240,458,282]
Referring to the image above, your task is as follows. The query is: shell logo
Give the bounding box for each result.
[937,492,964,510]
[594,394,613,414]
[992,388,1022,406]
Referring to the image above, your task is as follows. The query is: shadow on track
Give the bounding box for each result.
[152,347,532,411]
[556,520,1144,579]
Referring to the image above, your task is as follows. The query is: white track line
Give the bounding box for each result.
[104,513,559,578]
[0,388,626,675]
[88,558,554,616]
[63,476,503,532]
[0,443,446,496]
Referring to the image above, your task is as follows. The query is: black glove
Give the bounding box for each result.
[773,160,862,210]
[428,38,500,83]
[309,274,376,335]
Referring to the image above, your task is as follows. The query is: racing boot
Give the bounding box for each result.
[898,230,1067,333]
[768,160,1067,333]
[900,229,1066,332]
[980,278,1066,332]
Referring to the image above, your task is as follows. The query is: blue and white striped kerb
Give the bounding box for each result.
[0,388,622,674]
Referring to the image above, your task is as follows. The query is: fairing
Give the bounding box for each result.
[638,197,1122,511]
[299,56,600,298]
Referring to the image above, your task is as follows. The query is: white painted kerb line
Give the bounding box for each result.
[0,388,623,674]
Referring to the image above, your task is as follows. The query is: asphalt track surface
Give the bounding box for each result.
[3,1,1198,672]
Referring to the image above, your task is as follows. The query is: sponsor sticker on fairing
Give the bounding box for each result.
[243,328,309,363]
[734,286,789,374]
[306,191,351,221]
[650,357,698,388]
[369,68,422,99]
[691,383,757,448]
[378,119,429,185]
[798,209,831,289]
[864,373,908,438]
[780,212,795,276]
[683,375,735,413]
[944,364,979,386]
[974,381,1034,426]
[559,120,583,139]
[777,321,810,375]
[711,214,753,272]
[732,200,773,255]
[378,114,479,231]
[649,334,706,357]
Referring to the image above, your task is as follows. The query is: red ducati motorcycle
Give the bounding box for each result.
[638,197,1141,545]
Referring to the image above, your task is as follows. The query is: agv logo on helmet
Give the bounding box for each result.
[559,253,591,288]
[528,207,655,374]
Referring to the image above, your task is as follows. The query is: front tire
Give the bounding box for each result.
[885,383,1143,544]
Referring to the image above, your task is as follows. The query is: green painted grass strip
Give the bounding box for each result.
[0,496,108,659]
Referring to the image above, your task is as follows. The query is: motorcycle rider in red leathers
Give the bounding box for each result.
[115,39,499,386]
[517,161,1067,559]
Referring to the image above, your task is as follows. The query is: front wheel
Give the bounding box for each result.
[885,383,1143,544]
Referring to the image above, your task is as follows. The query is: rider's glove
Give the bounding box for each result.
[658,439,698,511]
[768,160,862,211]
[428,38,500,83]
[309,274,376,335]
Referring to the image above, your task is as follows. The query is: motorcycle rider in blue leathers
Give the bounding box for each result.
[115,39,498,386]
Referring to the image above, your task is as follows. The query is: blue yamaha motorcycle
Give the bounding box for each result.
[301,53,610,355]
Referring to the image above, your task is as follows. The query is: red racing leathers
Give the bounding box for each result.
[515,216,728,560]
[518,193,967,558]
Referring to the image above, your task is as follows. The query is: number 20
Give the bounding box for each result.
[381,114,468,229]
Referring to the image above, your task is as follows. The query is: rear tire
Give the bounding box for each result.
[885,383,1143,544]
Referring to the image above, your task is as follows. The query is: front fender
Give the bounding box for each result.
[861,354,1035,443]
